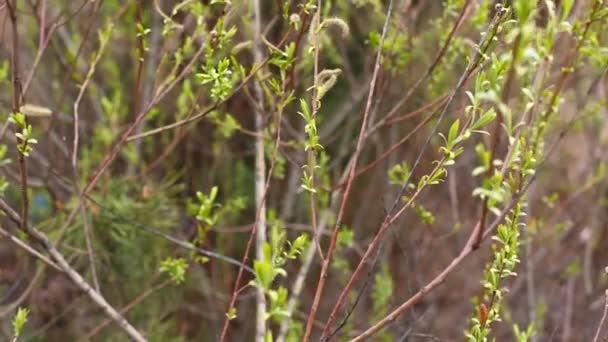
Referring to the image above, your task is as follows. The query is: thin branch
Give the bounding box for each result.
[276,176,345,342]
[0,199,147,342]
[123,35,287,143]
[0,266,45,318]
[0,226,60,271]
[332,105,440,191]
[593,289,608,342]
[78,195,100,291]
[131,0,145,124]
[6,0,28,236]
[81,279,172,341]
[472,30,521,248]
[71,17,114,168]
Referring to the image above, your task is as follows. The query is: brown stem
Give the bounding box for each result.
[0,199,147,342]
[593,290,608,342]
[81,279,171,341]
[6,0,28,237]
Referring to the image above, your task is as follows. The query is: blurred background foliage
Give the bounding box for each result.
[0,0,607,341]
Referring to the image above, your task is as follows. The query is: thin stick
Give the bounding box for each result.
[125,26,296,143]
[276,161,351,342]
[332,107,439,191]
[0,199,147,342]
[123,40,286,143]
[593,290,608,342]
[0,266,46,318]
[472,31,521,248]
[77,181,100,292]
[81,279,171,340]
[0,226,60,271]
[6,0,28,236]
[72,19,113,167]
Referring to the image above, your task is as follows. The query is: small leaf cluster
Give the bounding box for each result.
[160,257,189,284]
[512,323,535,342]
[188,186,220,228]
[186,187,246,247]
[12,307,29,341]
[387,161,410,186]
[252,214,308,322]
[189,17,239,102]
[9,113,37,157]
[197,57,238,102]
[298,99,323,194]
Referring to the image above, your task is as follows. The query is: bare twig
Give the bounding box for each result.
[77,189,100,292]
[0,226,60,271]
[593,289,608,342]
[276,165,349,342]
[82,35,207,195]
[131,0,145,125]
[72,18,113,167]
[81,279,172,341]
[0,266,45,318]
[123,30,290,144]
[133,0,162,164]
[0,199,147,342]
[6,0,28,236]
[472,30,521,248]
